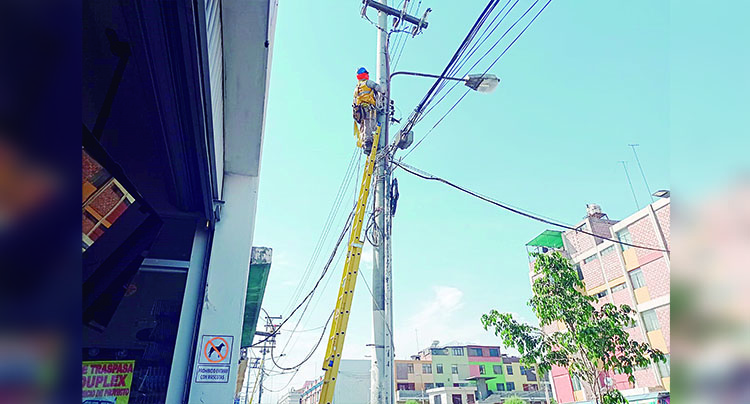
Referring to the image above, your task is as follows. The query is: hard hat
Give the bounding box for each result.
[357,67,368,75]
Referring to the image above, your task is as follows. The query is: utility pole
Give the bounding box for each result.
[361,1,428,403]
[627,144,654,203]
[256,313,280,404]
[371,1,391,402]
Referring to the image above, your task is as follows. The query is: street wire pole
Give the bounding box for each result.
[256,313,280,404]
[372,1,391,403]
[362,1,428,402]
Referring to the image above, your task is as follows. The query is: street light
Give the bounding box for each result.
[389,71,501,93]
[652,190,670,198]
[463,73,500,93]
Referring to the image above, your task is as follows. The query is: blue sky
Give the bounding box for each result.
[249,0,679,399]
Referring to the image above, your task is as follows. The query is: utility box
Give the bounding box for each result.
[397,130,414,150]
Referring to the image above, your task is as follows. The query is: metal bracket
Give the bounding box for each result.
[212,199,225,222]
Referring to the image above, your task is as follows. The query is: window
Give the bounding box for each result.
[520,365,526,375]
[423,364,432,374]
[571,375,583,391]
[493,365,503,374]
[629,268,646,289]
[506,382,515,391]
[506,365,513,375]
[468,347,483,356]
[436,383,445,388]
[452,365,459,374]
[432,348,448,356]
[452,348,464,356]
[523,383,539,391]
[425,383,435,390]
[595,289,608,299]
[642,309,660,332]
[575,264,584,280]
[436,364,444,374]
[407,363,414,374]
[479,365,485,375]
[497,383,505,391]
[467,394,475,404]
[617,228,632,251]
[452,394,463,404]
[612,283,627,292]
[434,395,442,404]
[489,348,499,357]
[657,354,670,377]
[397,383,415,391]
[601,245,615,255]
[583,254,597,264]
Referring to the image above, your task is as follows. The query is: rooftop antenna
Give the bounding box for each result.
[619,161,640,210]
[628,144,655,203]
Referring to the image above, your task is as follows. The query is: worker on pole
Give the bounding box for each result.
[353,67,383,153]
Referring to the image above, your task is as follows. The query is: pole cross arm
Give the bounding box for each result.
[363,0,429,29]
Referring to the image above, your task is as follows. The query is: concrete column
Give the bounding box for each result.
[166,227,210,404]
[188,173,260,403]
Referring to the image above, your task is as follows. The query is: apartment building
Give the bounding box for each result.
[298,359,370,404]
[526,200,670,403]
[395,343,549,404]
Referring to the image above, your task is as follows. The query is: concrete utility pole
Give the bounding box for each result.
[361,1,428,403]
[371,1,391,402]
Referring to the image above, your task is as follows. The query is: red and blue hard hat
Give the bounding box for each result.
[356,67,369,80]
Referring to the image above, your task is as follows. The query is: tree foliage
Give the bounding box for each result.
[481,252,666,404]
[503,397,526,404]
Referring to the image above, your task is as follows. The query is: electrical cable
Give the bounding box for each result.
[251,206,356,347]
[419,0,519,118]
[392,160,670,253]
[402,0,553,159]
[397,0,502,139]
[282,149,359,315]
[270,309,335,371]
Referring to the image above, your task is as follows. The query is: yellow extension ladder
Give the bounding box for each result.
[319,124,381,404]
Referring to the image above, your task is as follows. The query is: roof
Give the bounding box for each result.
[526,230,564,249]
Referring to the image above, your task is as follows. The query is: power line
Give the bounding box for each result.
[419,0,519,119]
[270,309,334,371]
[397,0,503,139]
[392,160,670,253]
[282,149,360,315]
[402,0,552,159]
[251,206,356,347]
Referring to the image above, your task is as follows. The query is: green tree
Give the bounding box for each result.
[481,252,665,404]
[503,397,526,404]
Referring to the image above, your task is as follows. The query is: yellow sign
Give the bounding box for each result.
[82,360,135,404]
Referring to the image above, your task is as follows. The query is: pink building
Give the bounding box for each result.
[526,199,670,403]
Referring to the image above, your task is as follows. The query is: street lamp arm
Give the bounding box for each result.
[389,71,468,82]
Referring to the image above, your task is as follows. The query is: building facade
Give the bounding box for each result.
[395,343,550,404]
[526,200,671,403]
[82,0,278,403]
[277,388,303,404]
[298,359,371,404]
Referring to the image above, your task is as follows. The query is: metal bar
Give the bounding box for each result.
[390,71,467,82]
[365,0,428,28]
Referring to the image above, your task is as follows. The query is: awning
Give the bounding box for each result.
[241,247,273,348]
[526,230,564,249]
